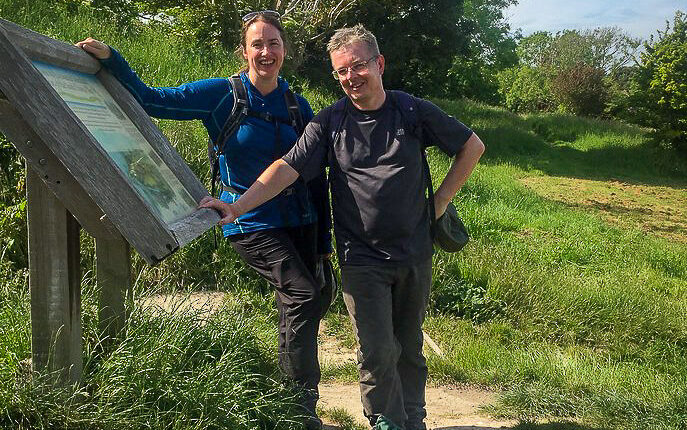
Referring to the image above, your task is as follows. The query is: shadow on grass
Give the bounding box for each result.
[478,126,687,188]
[433,98,687,188]
[511,423,609,430]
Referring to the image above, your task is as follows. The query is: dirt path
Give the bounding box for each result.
[319,382,513,430]
[139,292,515,429]
[317,322,515,430]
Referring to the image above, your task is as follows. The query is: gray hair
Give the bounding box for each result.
[327,24,380,56]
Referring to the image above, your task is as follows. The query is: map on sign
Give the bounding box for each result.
[33,61,197,224]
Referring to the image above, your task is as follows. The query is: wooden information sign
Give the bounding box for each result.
[0,19,220,382]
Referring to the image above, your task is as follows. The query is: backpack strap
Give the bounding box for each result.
[284,89,304,136]
[388,90,423,143]
[327,97,349,167]
[209,75,249,196]
[218,74,249,157]
[388,91,437,238]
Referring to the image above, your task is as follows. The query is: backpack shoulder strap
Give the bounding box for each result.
[284,89,305,136]
[388,90,423,142]
[209,74,249,198]
[389,91,436,237]
[215,74,249,156]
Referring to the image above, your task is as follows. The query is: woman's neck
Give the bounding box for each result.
[248,70,278,96]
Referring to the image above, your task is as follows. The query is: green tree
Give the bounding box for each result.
[447,0,518,103]
[504,27,638,116]
[339,0,471,97]
[630,10,687,153]
[550,63,606,116]
[496,65,554,112]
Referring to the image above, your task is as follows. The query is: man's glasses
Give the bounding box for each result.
[242,10,281,23]
[332,55,379,80]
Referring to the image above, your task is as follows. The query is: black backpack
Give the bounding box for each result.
[208,74,305,198]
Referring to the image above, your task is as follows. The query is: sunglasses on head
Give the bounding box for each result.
[242,10,281,22]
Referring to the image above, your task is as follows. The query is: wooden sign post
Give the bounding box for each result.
[0,19,220,383]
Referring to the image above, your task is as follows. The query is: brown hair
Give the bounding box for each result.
[235,14,288,71]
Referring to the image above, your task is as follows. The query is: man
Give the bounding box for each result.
[200,24,484,430]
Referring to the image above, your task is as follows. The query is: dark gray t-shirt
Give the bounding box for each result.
[283,92,473,266]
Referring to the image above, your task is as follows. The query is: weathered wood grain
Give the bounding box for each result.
[0,99,118,239]
[169,208,220,247]
[0,19,100,74]
[27,168,82,383]
[0,24,176,265]
[96,232,131,343]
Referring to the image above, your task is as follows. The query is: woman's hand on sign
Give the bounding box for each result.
[198,196,240,226]
[75,38,112,60]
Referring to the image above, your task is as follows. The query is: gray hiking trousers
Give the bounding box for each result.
[341,259,432,430]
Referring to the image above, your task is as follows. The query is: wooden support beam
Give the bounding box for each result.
[27,167,82,383]
[96,232,131,343]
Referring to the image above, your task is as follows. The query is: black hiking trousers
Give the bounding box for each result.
[229,223,322,411]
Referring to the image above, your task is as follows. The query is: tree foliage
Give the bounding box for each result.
[71,0,523,100]
[501,27,639,116]
[337,0,471,97]
[629,10,687,153]
[496,65,553,112]
[550,63,606,116]
[447,0,518,102]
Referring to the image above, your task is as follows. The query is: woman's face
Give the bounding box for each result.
[242,20,284,82]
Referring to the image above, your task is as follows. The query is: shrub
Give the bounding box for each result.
[550,63,607,116]
[497,66,555,113]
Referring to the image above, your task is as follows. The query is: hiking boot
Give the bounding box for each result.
[374,415,404,430]
[304,415,323,430]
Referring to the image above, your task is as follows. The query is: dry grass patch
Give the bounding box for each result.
[520,176,687,243]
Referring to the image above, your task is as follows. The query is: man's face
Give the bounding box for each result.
[330,42,385,107]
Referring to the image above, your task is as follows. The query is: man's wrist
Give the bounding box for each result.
[434,189,453,208]
[232,199,246,217]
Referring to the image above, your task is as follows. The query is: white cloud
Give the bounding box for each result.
[506,0,684,40]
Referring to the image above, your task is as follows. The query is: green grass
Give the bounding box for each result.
[3,298,310,429]
[420,99,687,428]
[1,1,687,429]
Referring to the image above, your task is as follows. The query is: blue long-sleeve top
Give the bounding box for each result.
[100,48,332,253]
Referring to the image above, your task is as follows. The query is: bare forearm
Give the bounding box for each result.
[234,159,300,216]
[434,133,485,213]
[198,159,300,225]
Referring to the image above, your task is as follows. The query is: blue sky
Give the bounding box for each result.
[506,0,685,40]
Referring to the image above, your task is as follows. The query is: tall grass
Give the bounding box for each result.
[2,296,306,429]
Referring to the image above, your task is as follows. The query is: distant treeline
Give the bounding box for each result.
[4,0,687,152]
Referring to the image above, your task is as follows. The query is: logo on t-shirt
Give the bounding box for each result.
[396,128,405,136]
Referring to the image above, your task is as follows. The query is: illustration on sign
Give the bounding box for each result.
[33,61,197,224]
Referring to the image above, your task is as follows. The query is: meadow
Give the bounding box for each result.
[1,2,686,429]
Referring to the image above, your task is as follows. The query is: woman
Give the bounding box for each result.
[77,11,329,429]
